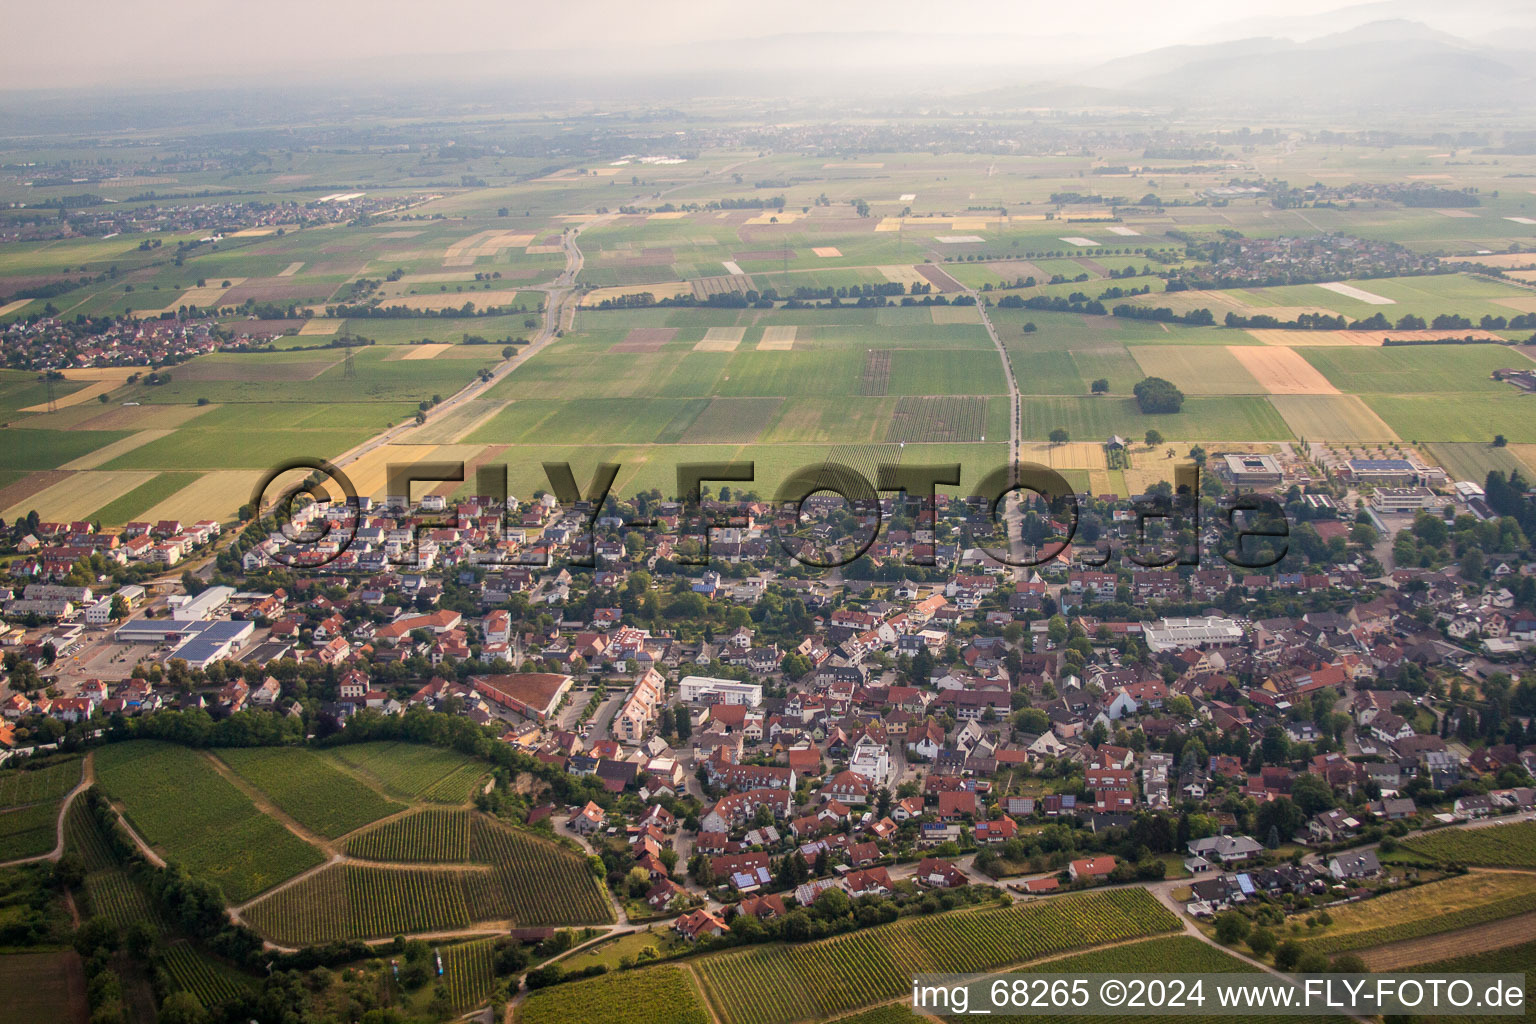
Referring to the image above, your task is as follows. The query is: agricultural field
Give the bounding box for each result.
[1400,822,1536,868]
[693,888,1178,1024]
[322,741,488,803]
[345,807,471,862]
[244,812,610,944]
[518,965,712,1024]
[160,941,256,1010]
[93,741,325,902]
[1298,872,1536,955]
[434,937,500,1013]
[0,951,88,1024]
[214,746,405,839]
[1396,939,1536,1024]
[243,862,476,944]
[0,757,81,861]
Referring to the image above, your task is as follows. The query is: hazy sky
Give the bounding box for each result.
[2,0,1373,90]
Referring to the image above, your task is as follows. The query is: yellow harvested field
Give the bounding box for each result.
[875,219,903,232]
[580,282,693,306]
[758,326,797,351]
[139,469,265,523]
[1249,328,1502,347]
[1228,345,1339,395]
[744,211,804,225]
[1270,395,1398,441]
[137,278,244,316]
[931,305,982,325]
[694,327,744,352]
[1460,253,1536,270]
[812,247,842,258]
[20,378,120,412]
[398,273,481,284]
[646,211,690,220]
[334,443,488,500]
[61,430,174,470]
[0,299,32,316]
[1507,444,1536,476]
[442,230,535,266]
[388,289,527,311]
[298,319,343,335]
[1019,442,1109,470]
[950,217,993,231]
[59,367,141,381]
[525,245,564,254]
[822,162,884,168]
[227,226,287,237]
[1494,297,1536,313]
[394,344,453,360]
[3,469,158,522]
[876,265,928,288]
[277,261,304,276]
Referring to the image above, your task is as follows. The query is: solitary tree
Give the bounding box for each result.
[1049,428,1070,444]
[1145,429,1164,446]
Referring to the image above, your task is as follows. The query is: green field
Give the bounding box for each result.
[214,746,405,839]
[93,741,325,902]
[1400,822,1536,868]
[0,757,80,861]
[244,811,611,943]
[519,965,711,1024]
[321,741,488,803]
[345,807,470,862]
[693,889,1178,1024]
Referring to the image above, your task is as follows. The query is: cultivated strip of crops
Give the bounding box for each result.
[161,941,255,1009]
[244,863,475,945]
[322,742,486,803]
[346,807,471,862]
[438,937,497,1011]
[470,815,614,926]
[94,741,324,902]
[84,868,167,931]
[518,965,712,1024]
[216,746,404,838]
[695,888,1179,1024]
[1300,873,1536,954]
[0,757,82,808]
[1401,822,1536,869]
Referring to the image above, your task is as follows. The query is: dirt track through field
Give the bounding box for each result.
[1357,910,1536,970]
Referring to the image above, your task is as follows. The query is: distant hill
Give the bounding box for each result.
[965,19,1536,112]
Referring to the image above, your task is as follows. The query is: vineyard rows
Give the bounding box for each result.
[322,742,486,803]
[65,798,117,873]
[95,741,324,903]
[161,941,255,1009]
[469,816,614,926]
[695,889,1178,1024]
[0,757,83,860]
[347,807,471,862]
[0,800,61,860]
[244,863,476,945]
[85,868,167,932]
[0,757,82,808]
[1401,822,1536,869]
[519,965,711,1024]
[216,746,404,839]
[437,938,497,1011]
